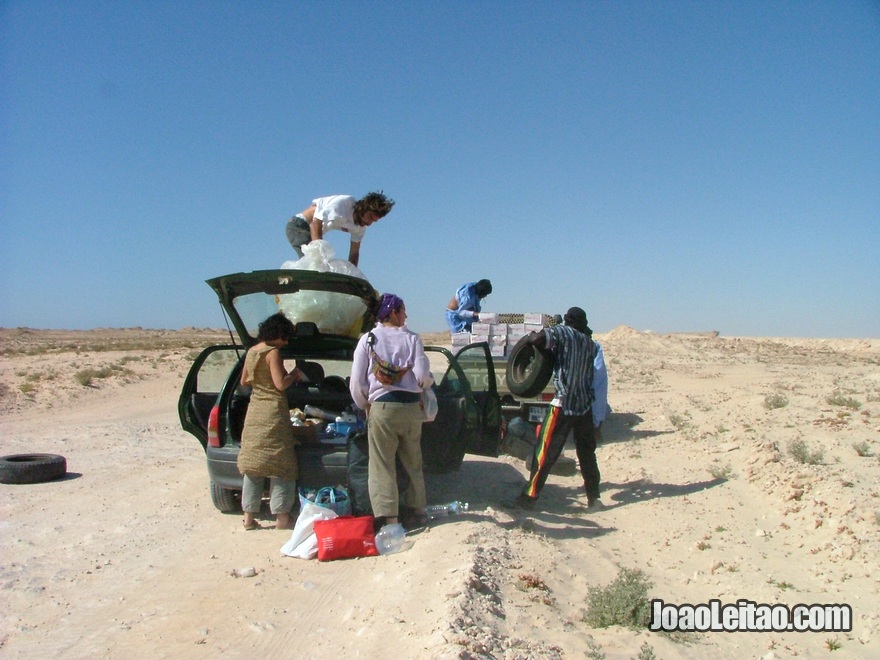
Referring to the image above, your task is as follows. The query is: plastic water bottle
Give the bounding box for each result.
[375,523,406,555]
[425,501,469,520]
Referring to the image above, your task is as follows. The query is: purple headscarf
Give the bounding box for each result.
[377,293,404,322]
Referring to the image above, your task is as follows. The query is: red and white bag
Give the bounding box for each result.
[312,516,379,561]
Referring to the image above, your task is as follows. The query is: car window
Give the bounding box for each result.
[452,344,495,394]
[423,349,467,396]
[197,349,242,392]
[233,291,368,338]
[282,358,353,381]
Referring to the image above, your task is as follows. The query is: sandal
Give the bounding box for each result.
[243,520,261,531]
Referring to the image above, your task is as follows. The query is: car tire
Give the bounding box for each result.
[0,453,67,484]
[210,481,241,513]
[505,335,554,398]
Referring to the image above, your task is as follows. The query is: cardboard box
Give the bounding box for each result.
[507,332,528,347]
[489,343,506,357]
[479,312,499,324]
[506,323,525,335]
[470,334,489,344]
[524,313,552,326]
[471,322,491,334]
[451,332,470,346]
[291,424,319,444]
[524,323,544,333]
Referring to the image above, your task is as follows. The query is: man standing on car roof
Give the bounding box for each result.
[506,306,605,512]
[285,192,395,268]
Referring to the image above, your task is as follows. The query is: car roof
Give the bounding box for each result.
[206,269,379,347]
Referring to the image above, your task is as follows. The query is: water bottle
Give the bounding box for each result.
[424,501,469,520]
[375,523,406,555]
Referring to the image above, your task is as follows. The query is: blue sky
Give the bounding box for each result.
[2,1,878,338]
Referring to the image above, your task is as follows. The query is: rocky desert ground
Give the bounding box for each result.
[1,326,878,659]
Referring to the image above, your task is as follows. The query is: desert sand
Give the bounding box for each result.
[1,326,878,659]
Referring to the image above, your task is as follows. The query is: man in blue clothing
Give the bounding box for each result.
[507,306,605,512]
[445,279,492,334]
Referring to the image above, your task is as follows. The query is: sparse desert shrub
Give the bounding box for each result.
[763,393,789,410]
[787,439,824,465]
[583,567,653,629]
[19,382,37,395]
[825,637,842,651]
[827,391,861,410]
[853,441,873,457]
[586,639,606,660]
[75,370,97,386]
[637,642,657,660]
[669,413,688,430]
[770,579,794,590]
[74,364,132,386]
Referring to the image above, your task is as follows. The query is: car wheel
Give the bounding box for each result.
[210,481,241,512]
[0,453,67,484]
[505,335,554,398]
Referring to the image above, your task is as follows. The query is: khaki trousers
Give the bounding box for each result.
[367,401,426,518]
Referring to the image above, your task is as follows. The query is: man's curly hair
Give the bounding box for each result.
[353,191,395,225]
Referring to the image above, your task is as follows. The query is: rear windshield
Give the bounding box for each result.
[233,291,369,339]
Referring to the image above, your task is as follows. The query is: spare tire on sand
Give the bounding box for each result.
[0,453,67,484]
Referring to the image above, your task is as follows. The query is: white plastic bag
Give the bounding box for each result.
[281,239,366,278]
[420,386,438,423]
[279,240,370,337]
[280,500,338,559]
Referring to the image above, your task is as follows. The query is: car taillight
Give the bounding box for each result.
[207,406,220,447]
[540,393,554,401]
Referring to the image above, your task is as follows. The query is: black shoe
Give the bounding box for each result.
[587,498,605,511]
[502,494,537,510]
[400,511,428,531]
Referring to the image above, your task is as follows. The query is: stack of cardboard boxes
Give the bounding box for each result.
[450,313,557,357]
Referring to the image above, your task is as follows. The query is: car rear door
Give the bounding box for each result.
[178,345,243,450]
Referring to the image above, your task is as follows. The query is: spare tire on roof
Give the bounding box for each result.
[505,335,554,398]
[0,453,67,484]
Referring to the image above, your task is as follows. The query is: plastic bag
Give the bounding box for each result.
[278,241,369,337]
[298,486,352,517]
[420,386,438,422]
[281,239,366,278]
[279,500,338,559]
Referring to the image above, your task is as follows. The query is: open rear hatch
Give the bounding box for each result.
[206,269,380,347]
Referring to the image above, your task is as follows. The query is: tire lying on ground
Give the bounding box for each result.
[0,453,67,484]
[505,335,554,398]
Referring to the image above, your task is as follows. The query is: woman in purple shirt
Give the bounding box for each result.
[350,294,434,529]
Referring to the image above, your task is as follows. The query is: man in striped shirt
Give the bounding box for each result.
[508,307,604,511]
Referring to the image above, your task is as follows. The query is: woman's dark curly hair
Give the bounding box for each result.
[353,191,395,225]
[256,312,294,343]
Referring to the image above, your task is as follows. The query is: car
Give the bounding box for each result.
[178,269,503,513]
